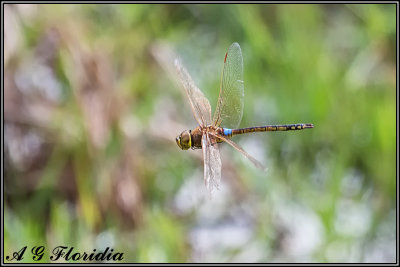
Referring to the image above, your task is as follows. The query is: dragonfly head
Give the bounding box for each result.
[176,130,191,150]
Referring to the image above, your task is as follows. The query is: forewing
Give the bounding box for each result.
[213,43,244,129]
[175,58,212,127]
[202,133,222,193]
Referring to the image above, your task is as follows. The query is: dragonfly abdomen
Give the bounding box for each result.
[222,123,313,137]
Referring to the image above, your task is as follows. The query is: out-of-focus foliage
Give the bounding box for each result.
[4,4,396,263]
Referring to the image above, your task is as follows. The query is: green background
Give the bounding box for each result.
[4,3,396,263]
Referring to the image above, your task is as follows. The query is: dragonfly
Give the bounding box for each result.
[174,42,313,193]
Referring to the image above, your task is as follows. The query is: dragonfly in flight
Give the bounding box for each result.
[175,42,313,193]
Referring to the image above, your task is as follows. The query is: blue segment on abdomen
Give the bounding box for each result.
[223,128,232,136]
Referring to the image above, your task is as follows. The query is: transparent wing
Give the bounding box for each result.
[175,58,212,127]
[209,132,265,171]
[202,133,222,193]
[213,42,244,129]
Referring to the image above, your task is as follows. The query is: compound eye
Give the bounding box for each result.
[176,130,191,150]
[181,133,189,144]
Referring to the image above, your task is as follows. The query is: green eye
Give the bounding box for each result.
[175,131,191,150]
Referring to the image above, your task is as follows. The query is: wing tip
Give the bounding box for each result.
[228,42,241,52]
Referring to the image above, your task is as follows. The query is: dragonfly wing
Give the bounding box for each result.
[210,132,266,171]
[202,133,222,192]
[213,42,244,129]
[175,58,212,127]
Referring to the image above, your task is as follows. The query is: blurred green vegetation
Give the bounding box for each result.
[4,3,396,263]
